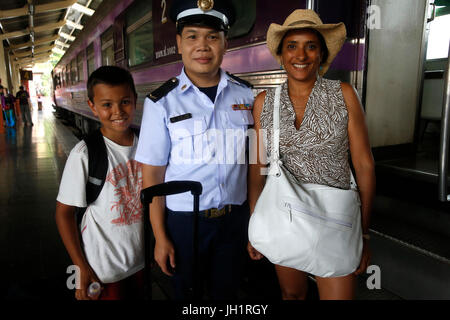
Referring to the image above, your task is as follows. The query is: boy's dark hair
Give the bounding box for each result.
[87,66,137,102]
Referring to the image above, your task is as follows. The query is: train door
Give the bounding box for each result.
[365,0,450,201]
[363,0,450,299]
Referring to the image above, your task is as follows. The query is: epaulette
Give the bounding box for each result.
[226,72,253,88]
[147,77,179,102]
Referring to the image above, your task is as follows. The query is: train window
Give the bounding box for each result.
[426,14,450,60]
[125,0,153,67]
[65,66,69,86]
[101,28,115,66]
[227,0,256,39]
[87,43,95,76]
[70,60,77,84]
[77,52,84,82]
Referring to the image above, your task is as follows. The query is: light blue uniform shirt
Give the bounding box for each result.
[135,68,254,211]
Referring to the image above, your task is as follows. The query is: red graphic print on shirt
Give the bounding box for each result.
[106,160,143,226]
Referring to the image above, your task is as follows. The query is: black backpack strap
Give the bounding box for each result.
[85,130,108,204]
[76,130,108,226]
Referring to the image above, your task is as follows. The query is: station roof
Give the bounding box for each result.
[0,0,103,69]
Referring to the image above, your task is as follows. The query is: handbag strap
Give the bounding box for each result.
[272,85,282,162]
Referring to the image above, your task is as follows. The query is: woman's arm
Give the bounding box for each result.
[247,91,268,260]
[341,82,376,275]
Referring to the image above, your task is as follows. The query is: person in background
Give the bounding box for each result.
[3,88,16,127]
[16,85,33,126]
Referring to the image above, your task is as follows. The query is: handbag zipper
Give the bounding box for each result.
[284,202,352,228]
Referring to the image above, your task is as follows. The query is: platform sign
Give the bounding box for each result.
[20,70,33,81]
[153,0,178,64]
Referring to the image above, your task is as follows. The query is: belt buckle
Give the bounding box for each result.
[206,207,221,218]
[204,205,231,218]
[210,207,221,218]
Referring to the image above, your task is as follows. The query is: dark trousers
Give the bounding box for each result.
[20,104,32,125]
[166,203,249,300]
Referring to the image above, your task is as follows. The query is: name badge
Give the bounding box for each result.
[170,113,192,123]
[232,104,253,111]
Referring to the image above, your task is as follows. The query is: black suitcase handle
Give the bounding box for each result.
[141,181,203,205]
[141,180,203,300]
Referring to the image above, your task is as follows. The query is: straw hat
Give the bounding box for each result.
[266,9,347,76]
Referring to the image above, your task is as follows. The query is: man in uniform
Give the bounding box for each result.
[135,0,254,300]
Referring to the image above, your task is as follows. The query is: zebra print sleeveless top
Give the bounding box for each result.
[260,77,351,189]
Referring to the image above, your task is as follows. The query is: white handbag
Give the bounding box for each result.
[248,84,363,278]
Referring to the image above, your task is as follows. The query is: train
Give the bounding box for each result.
[52,0,368,133]
[52,0,450,299]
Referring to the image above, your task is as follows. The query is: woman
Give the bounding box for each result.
[3,88,16,127]
[247,10,376,300]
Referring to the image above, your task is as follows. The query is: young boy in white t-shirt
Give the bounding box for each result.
[55,66,144,300]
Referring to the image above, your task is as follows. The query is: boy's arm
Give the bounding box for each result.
[141,164,176,276]
[55,201,101,300]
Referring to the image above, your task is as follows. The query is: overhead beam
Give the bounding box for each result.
[35,20,67,33]
[71,3,95,16]
[0,0,77,19]
[8,35,59,50]
[17,57,50,66]
[16,53,51,64]
[35,0,78,14]
[16,52,52,61]
[0,20,66,40]
[12,45,55,58]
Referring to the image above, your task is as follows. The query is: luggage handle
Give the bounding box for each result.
[141,181,203,205]
[140,180,203,300]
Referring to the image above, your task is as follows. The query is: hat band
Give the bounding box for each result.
[177,8,229,26]
[288,20,317,27]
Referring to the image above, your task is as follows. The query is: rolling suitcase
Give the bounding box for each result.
[140,181,203,300]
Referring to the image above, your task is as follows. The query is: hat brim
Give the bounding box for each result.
[177,14,228,32]
[267,22,347,76]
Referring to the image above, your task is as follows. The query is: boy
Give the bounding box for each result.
[135,0,254,299]
[55,66,144,300]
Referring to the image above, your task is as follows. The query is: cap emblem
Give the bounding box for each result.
[197,0,214,11]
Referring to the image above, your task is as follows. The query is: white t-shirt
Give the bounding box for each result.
[57,135,144,283]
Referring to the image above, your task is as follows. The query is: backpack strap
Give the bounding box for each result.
[85,129,108,205]
[75,129,108,226]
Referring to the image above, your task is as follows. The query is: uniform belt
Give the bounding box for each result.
[200,204,233,219]
[167,204,235,219]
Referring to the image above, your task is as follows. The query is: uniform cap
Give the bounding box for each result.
[169,0,235,32]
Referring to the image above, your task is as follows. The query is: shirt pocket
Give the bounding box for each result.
[167,116,208,140]
[167,116,208,163]
[226,110,254,128]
